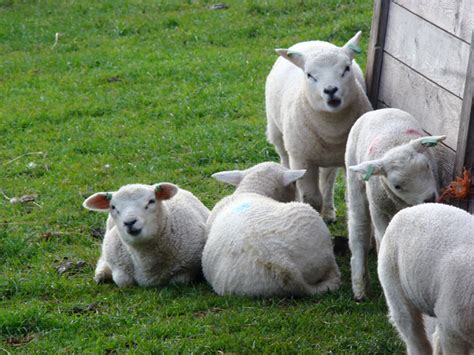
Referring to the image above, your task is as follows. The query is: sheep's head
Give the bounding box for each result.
[349,136,446,206]
[276,31,362,113]
[212,162,305,202]
[83,183,178,244]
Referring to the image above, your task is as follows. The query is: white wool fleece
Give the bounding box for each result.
[345,108,446,301]
[83,183,209,288]
[265,31,372,223]
[379,203,474,355]
[203,162,341,297]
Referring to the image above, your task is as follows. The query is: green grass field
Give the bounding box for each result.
[0,0,405,352]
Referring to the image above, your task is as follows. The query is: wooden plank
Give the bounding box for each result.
[384,2,471,98]
[394,0,474,44]
[365,0,390,108]
[454,31,474,212]
[378,54,463,150]
[377,99,455,188]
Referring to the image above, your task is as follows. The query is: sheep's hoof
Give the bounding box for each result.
[321,208,337,224]
[354,295,367,303]
[94,273,113,284]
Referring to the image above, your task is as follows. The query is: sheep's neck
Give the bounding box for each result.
[127,211,177,284]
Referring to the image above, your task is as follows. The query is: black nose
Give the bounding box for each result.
[424,193,436,203]
[324,86,338,97]
[124,219,137,228]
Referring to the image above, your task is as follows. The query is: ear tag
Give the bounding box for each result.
[155,185,161,192]
[347,43,362,54]
[362,164,375,181]
[420,137,439,147]
[105,192,112,201]
[287,50,302,58]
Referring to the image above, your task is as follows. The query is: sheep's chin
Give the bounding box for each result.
[324,98,344,113]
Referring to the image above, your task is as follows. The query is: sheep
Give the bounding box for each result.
[265,31,372,223]
[345,108,446,301]
[202,162,341,297]
[378,203,474,355]
[83,183,209,287]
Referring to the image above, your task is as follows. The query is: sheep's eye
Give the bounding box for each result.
[111,205,116,210]
[394,185,402,190]
[342,66,350,77]
[306,73,317,82]
[148,199,155,205]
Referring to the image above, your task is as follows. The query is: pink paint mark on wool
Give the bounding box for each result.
[404,128,423,136]
[368,136,382,156]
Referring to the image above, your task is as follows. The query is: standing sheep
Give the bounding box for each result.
[265,31,372,222]
[378,203,474,355]
[83,183,209,288]
[345,108,446,301]
[202,162,341,297]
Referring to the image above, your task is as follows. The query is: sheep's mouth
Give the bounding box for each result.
[127,228,142,236]
[327,98,341,108]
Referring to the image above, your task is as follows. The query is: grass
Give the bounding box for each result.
[0,0,404,352]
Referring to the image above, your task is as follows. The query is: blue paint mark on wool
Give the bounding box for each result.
[233,201,252,213]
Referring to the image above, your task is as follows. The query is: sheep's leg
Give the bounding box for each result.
[112,269,135,288]
[266,121,290,168]
[389,297,432,354]
[347,171,371,301]
[436,326,469,355]
[319,167,338,223]
[379,258,432,355]
[369,205,390,249]
[290,157,322,211]
[94,256,113,284]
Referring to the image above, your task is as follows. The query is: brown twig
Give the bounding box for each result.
[4,151,44,166]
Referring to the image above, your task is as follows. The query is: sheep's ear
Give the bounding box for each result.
[212,170,243,186]
[282,169,306,186]
[343,31,362,60]
[154,183,178,201]
[83,192,112,212]
[275,48,305,70]
[410,135,447,153]
[349,160,384,181]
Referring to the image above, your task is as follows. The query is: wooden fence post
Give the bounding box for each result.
[454,31,474,212]
[365,0,390,108]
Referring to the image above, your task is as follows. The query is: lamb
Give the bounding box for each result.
[345,108,446,301]
[202,162,341,297]
[83,183,209,287]
[378,203,474,355]
[265,31,372,223]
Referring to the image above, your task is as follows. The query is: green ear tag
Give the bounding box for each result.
[155,185,161,192]
[362,164,375,181]
[348,43,362,54]
[420,137,439,147]
[105,192,112,201]
[287,50,302,58]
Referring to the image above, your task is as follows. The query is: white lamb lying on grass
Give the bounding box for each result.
[265,31,372,223]
[345,108,446,301]
[378,203,474,355]
[83,183,209,288]
[202,162,341,297]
